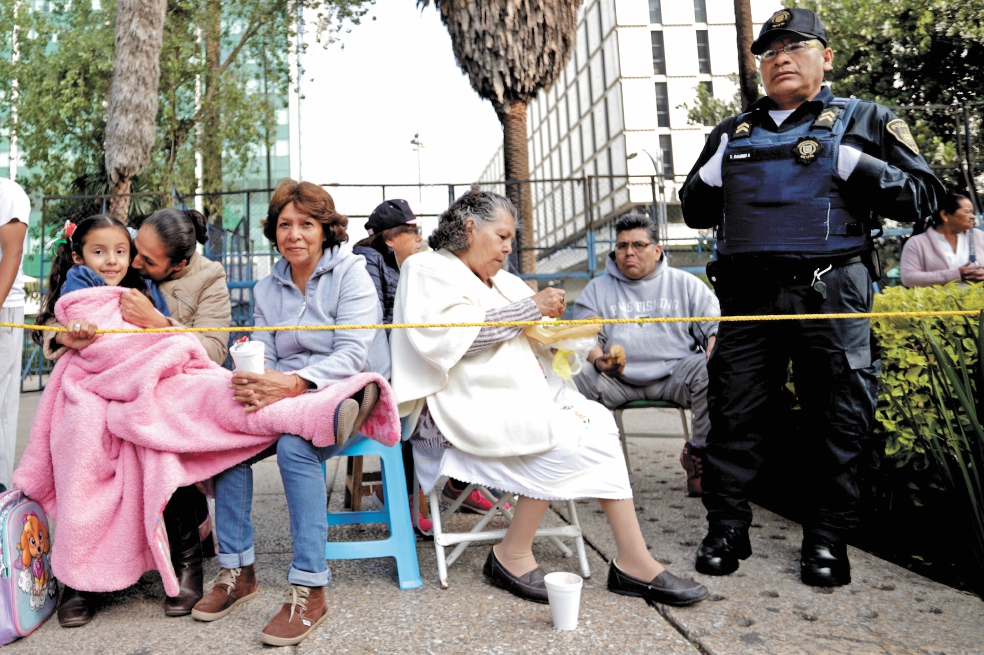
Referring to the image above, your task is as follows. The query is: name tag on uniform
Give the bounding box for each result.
[727,152,755,162]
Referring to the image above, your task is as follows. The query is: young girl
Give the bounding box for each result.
[33,214,168,348]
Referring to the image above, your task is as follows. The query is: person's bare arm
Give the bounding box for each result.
[0,220,26,307]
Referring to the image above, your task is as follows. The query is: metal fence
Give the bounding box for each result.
[22,178,931,391]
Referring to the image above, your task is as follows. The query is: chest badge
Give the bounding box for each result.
[793,137,824,165]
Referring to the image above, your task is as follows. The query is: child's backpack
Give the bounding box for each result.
[0,489,58,644]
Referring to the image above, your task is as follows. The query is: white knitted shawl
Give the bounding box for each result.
[389,249,556,457]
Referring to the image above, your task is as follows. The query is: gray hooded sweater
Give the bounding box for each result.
[252,245,391,388]
[573,254,719,385]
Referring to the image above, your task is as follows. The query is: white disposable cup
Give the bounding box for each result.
[544,572,583,631]
[229,340,265,374]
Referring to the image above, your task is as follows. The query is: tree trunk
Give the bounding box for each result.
[110,176,132,223]
[104,0,166,224]
[733,0,758,111]
[201,0,223,224]
[499,98,537,288]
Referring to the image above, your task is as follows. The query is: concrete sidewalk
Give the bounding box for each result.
[7,394,984,654]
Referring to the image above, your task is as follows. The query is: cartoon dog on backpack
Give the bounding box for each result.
[16,512,55,610]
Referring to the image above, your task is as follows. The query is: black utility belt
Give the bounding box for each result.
[711,255,863,281]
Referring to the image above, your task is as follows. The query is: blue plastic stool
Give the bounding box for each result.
[322,433,423,590]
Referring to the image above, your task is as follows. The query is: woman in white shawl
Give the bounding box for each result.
[390,191,708,607]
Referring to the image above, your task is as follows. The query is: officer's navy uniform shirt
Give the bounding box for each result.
[681,86,944,259]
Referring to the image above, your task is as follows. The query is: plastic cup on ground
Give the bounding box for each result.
[544,572,583,630]
[230,340,265,374]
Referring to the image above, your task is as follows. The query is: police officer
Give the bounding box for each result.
[680,7,944,587]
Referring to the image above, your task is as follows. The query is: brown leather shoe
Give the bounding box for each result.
[58,585,97,627]
[259,584,328,647]
[334,398,359,447]
[352,382,379,433]
[680,443,704,497]
[191,565,258,622]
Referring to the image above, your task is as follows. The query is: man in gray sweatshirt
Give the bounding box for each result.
[574,214,720,496]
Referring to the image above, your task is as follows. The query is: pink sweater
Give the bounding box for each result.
[899,227,984,287]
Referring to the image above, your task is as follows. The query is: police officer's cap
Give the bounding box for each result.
[751,8,828,55]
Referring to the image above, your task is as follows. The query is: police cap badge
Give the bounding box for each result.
[751,8,828,55]
[886,118,919,155]
[769,10,791,28]
[793,137,824,165]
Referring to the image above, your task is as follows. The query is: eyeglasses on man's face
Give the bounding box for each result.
[757,39,824,62]
[614,240,654,252]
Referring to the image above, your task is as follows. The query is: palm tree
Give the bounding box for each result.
[733,0,758,110]
[420,0,582,277]
[104,0,167,223]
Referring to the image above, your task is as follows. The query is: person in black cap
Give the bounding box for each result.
[681,7,944,586]
[353,199,422,326]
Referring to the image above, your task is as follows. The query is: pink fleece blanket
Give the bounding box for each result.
[13,286,399,596]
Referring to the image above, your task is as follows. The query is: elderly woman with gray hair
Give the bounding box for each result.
[390,191,708,607]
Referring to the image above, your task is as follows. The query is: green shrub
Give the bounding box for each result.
[872,283,984,585]
[872,283,984,469]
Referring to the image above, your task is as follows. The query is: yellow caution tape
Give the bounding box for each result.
[1,309,979,335]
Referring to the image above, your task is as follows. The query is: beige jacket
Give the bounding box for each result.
[44,252,232,365]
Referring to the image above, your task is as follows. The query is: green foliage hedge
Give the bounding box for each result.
[872,283,984,470]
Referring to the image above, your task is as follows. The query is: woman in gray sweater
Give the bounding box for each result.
[192,180,388,647]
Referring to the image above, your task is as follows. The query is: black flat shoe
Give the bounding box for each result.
[801,536,851,587]
[58,585,97,627]
[482,548,548,604]
[608,560,709,607]
[695,525,751,576]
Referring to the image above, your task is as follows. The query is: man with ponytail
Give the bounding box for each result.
[0,178,31,494]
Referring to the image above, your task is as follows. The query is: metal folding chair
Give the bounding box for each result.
[412,477,591,588]
[613,399,690,468]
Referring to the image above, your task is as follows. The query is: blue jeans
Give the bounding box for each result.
[214,435,343,587]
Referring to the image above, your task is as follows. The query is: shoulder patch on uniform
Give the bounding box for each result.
[733,121,752,139]
[886,118,919,155]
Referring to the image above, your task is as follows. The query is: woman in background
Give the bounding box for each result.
[901,192,984,286]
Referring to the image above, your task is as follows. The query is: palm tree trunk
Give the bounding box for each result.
[201,0,223,224]
[104,0,166,224]
[110,176,132,222]
[499,99,537,284]
[733,0,758,111]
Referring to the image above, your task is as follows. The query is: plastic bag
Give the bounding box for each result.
[524,320,603,379]
[545,335,599,380]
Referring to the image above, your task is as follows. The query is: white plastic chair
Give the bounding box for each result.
[412,478,591,588]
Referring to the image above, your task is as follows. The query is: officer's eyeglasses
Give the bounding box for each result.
[614,241,654,252]
[757,40,824,62]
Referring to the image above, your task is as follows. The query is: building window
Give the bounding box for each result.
[596,2,604,43]
[693,0,707,23]
[700,81,715,126]
[651,31,666,75]
[649,0,661,24]
[696,30,711,74]
[655,83,670,128]
[659,135,674,178]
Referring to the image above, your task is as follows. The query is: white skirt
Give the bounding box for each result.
[413,384,633,502]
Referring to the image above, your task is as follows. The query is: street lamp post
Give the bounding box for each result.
[628,149,668,245]
[410,133,425,206]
